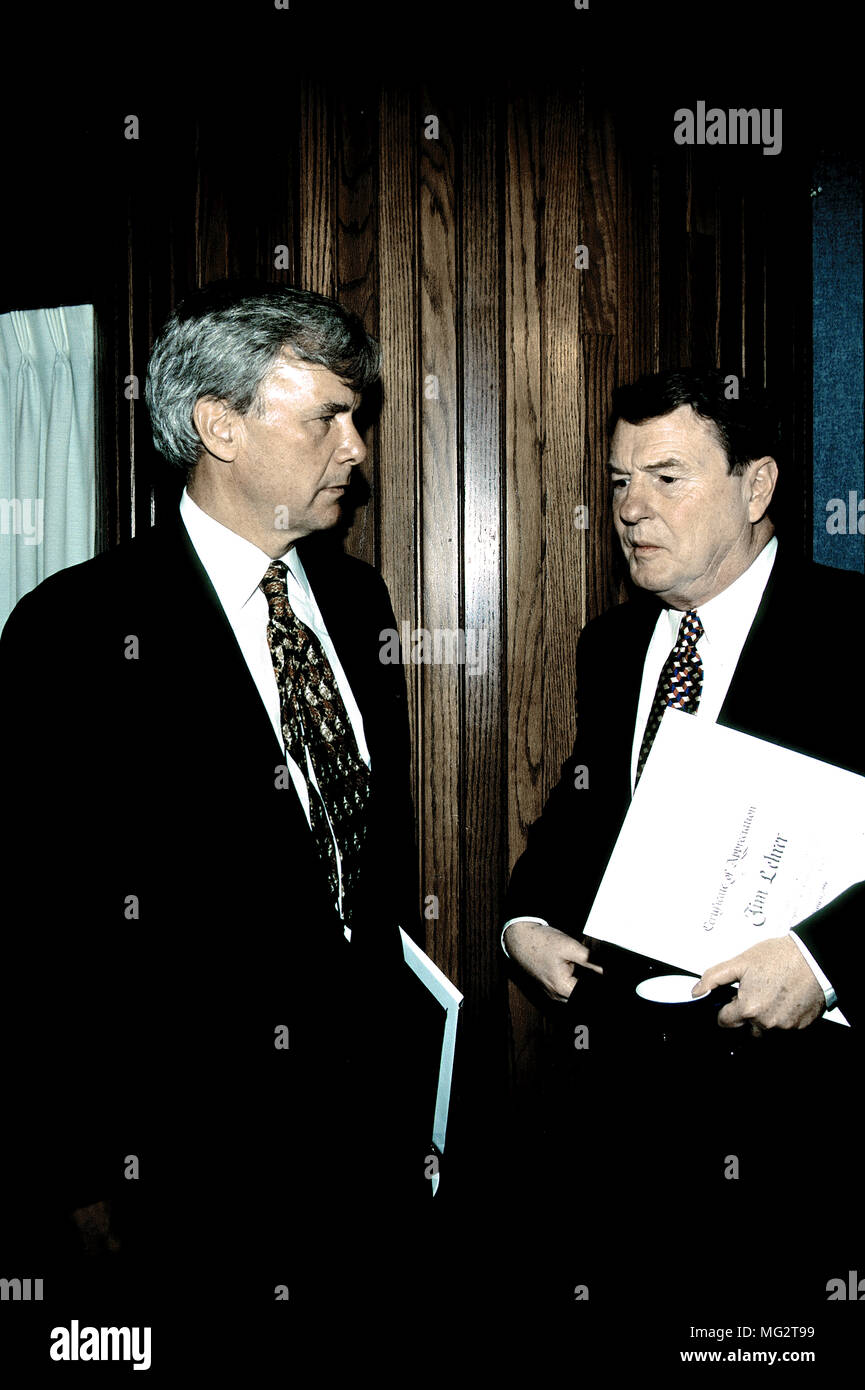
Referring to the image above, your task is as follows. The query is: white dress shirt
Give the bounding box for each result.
[180,490,370,936]
[502,538,835,1006]
[629,537,778,792]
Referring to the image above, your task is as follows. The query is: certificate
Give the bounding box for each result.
[582,711,865,1024]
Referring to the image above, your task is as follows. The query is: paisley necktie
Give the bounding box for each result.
[260,560,370,921]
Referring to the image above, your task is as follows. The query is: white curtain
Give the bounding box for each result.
[0,304,96,631]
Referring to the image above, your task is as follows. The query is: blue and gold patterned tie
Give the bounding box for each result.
[635,608,704,786]
[260,560,370,922]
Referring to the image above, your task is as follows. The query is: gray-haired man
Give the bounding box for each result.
[1,281,422,1352]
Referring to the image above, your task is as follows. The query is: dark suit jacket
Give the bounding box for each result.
[0,516,421,1282]
[501,549,865,1309]
[505,548,865,1028]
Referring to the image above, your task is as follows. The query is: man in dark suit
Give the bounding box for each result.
[0,283,423,1361]
[500,369,864,1323]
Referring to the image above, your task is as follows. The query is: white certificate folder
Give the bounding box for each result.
[399,928,464,1189]
[583,711,865,1025]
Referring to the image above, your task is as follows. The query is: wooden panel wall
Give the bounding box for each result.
[1,80,815,1119]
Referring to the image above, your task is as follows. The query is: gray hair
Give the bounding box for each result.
[145,281,382,472]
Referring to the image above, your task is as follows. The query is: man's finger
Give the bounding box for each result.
[567,941,604,975]
[546,972,578,1002]
[716,997,747,1028]
[695,957,743,996]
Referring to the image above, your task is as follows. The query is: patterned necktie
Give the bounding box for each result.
[635,608,704,786]
[260,560,371,922]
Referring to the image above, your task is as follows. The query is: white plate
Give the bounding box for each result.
[635,973,710,1004]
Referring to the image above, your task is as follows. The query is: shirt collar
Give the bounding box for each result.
[179,490,310,615]
[664,535,778,645]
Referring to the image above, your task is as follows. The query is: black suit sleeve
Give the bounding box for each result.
[793,881,865,1030]
[1,584,117,1222]
[504,616,631,937]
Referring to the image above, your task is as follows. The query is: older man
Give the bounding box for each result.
[501,368,863,1317]
[0,282,421,1351]
[506,368,863,1024]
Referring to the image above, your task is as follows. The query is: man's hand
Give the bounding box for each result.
[504,920,602,1002]
[694,936,825,1035]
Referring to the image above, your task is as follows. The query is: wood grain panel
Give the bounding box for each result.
[127,111,195,537]
[718,186,746,378]
[742,179,768,386]
[194,114,230,289]
[503,92,546,1084]
[580,98,621,623]
[659,149,693,368]
[377,85,421,887]
[580,101,617,336]
[336,87,378,568]
[581,333,620,623]
[616,127,659,386]
[418,87,461,984]
[543,86,584,788]
[504,93,545,866]
[690,153,721,368]
[299,81,335,298]
[249,106,299,286]
[145,114,198,529]
[460,93,505,1034]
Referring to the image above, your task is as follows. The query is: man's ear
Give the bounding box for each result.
[192,396,242,462]
[747,456,779,522]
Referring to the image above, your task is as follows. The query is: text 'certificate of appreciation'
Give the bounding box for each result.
[583,710,865,1024]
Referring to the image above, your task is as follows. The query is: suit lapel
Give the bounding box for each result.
[155,520,285,756]
[300,542,361,660]
[718,548,800,746]
[147,520,327,853]
[622,597,661,731]
[297,537,379,742]
[615,593,663,797]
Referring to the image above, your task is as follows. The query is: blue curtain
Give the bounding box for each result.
[812,157,864,572]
